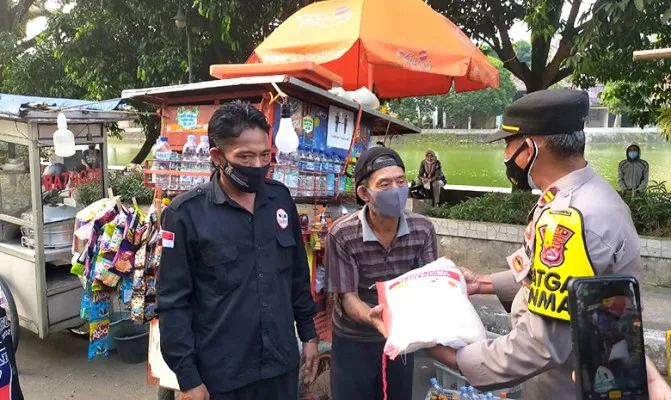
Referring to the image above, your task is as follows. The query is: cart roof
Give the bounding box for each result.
[0,93,136,123]
[121,75,420,134]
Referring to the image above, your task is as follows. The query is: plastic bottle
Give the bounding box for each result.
[154,137,172,189]
[305,151,315,197]
[467,386,478,400]
[169,152,181,190]
[459,386,469,400]
[150,138,160,184]
[485,393,494,400]
[335,155,347,195]
[430,378,443,392]
[273,151,287,185]
[286,151,299,196]
[326,152,336,196]
[195,135,210,186]
[180,135,198,191]
[317,151,328,196]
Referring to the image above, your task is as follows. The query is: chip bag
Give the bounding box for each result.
[376,257,487,360]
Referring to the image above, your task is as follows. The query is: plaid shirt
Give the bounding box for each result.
[326,207,437,342]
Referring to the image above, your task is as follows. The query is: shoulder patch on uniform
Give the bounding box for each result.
[539,186,559,206]
[169,187,207,210]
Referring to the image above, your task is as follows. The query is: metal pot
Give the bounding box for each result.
[21,204,76,249]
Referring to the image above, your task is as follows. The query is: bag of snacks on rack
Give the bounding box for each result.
[376,257,487,360]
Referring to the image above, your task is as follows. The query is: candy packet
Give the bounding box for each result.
[88,320,110,360]
[144,300,156,321]
[134,244,146,269]
[112,249,135,275]
[99,269,121,288]
[90,294,111,322]
[131,295,145,322]
[120,278,133,304]
[80,292,92,320]
[100,223,116,252]
[144,274,156,296]
[132,269,145,291]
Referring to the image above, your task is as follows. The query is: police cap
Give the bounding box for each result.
[484,89,589,143]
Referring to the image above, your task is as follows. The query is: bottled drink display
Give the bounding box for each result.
[180,134,198,191]
[195,135,211,185]
[154,137,172,190]
[169,151,180,190]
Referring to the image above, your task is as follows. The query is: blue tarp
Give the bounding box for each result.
[0,93,126,117]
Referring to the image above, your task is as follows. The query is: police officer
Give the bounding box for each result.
[427,90,643,399]
[158,101,318,400]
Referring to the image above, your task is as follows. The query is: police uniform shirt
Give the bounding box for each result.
[456,164,642,400]
[157,174,317,394]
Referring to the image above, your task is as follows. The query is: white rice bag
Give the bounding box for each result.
[376,256,487,360]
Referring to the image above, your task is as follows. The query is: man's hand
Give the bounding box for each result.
[369,305,388,338]
[426,345,458,370]
[301,341,319,385]
[457,266,491,296]
[181,384,210,400]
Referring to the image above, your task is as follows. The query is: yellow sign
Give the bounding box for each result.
[528,207,595,321]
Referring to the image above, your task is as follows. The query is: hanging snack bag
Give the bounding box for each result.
[134,244,147,269]
[80,292,92,320]
[130,295,145,322]
[144,300,156,321]
[132,269,145,291]
[376,257,487,360]
[120,278,133,304]
[100,223,116,252]
[88,319,110,360]
[145,274,156,296]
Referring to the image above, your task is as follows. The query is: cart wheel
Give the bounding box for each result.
[68,323,90,339]
[0,276,20,352]
[157,387,177,400]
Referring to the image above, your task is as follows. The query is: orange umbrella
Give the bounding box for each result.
[246,0,499,98]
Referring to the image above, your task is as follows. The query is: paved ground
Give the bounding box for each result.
[14,284,671,399]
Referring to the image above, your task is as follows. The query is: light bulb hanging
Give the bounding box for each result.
[274,102,299,154]
[53,112,76,157]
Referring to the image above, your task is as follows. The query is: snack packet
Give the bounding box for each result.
[144,300,156,321]
[144,274,156,296]
[80,292,92,320]
[376,257,487,360]
[120,278,133,304]
[132,269,145,291]
[131,295,145,322]
[100,223,116,252]
[90,294,111,322]
[113,249,135,274]
[88,320,110,360]
[134,244,146,269]
[99,269,121,288]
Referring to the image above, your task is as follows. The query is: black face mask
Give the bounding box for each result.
[218,160,270,193]
[504,140,538,191]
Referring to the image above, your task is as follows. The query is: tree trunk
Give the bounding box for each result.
[131,115,161,165]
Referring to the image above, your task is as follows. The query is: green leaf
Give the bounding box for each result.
[662,7,671,23]
[634,0,644,11]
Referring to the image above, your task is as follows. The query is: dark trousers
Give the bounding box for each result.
[331,334,414,400]
[210,369,298,400]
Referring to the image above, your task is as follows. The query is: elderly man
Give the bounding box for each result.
[428,90,644,399]
[326,147,437,400]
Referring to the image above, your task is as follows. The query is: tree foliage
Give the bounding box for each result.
[389,57,516,128]
[1,0,314,163]
[570,0,671,130]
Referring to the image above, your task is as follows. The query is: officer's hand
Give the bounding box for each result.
[457,266,492,295]
[369,305,388,338]
[301,341,320,385]
[181,384,210,400]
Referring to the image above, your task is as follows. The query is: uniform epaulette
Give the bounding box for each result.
[169,187,207,210]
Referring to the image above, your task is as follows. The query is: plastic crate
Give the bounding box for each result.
[425,388,505,400]
[433,361,522,399]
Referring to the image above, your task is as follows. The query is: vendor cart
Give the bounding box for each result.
[0,94,133,341]
[121,66,420,399]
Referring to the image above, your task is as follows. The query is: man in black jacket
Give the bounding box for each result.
[158,101,318,400]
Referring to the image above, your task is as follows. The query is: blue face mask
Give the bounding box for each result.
[628,151,639,159]
[367,186,409,218]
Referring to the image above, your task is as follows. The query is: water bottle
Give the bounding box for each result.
[317,151,328,196]
[297,150,307,196]
[467,386,478,400]
[326,152,336,196]
[286,151,299,196]
[305,151,315,197]
[273,152,287,185]
[335,156,346,195]
[154,137,172,189]
[485,393,494,399]
[181,135,198,191]
[195,135,210,185]
[430,377,443,392]
[169,152,181,190]
[459,386,469,400]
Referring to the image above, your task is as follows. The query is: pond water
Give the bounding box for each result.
[107,137,671,188]
[392,141,671,188]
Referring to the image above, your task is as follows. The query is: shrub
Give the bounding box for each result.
[74,169,153,207]
[427,191,538,225]
[427,182,671,238]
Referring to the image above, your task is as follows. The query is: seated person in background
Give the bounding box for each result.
[415,149,446,205]
[618,143,649,193]
[81,144,101,170]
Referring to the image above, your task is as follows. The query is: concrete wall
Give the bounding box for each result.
[430,217,671,288]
